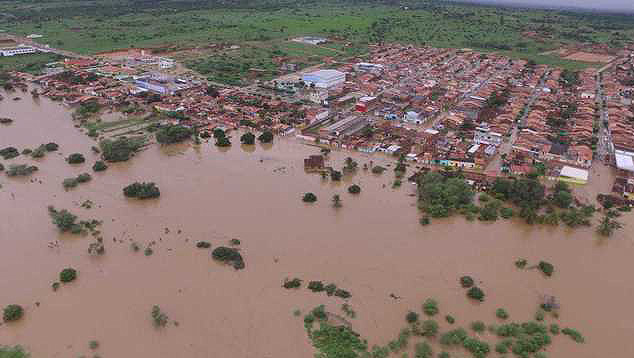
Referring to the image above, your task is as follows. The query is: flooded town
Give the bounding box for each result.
[2,4,634,358]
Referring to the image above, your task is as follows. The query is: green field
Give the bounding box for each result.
[0,53,63,74]
[1,1,632,75]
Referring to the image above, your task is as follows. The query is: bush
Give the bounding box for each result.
[283,278,302,289]
[515,259,527,269]
[422,299,439,316]
[445,315,455,324]
[230,238,241,246]
[549,324,560,335]
[66,153,85,164]
[0,147,19,159]
[406,311,419,323]
[62,177,79,189]
[31,145,46,158]
[211,246,245,270]
[460,276,474,288]
[334,288,351,299]
[3,304,24,322]
[7,164,38,177]
[420,319,439,337]
[240,132,255,145]
[258,131,274,143]
[123,182,160,199]
[45,142,59,151]
[500,207,514,219]
[462,337,490,358]
[561,328,585,343]
[93,160,108,172]
[307,281,325,292]
[348,184,361,194]
[471,321,486,332]
[215,136,231,147]
[0,345,29,357]
[76,173,92,183]
[496,308,509,319]
[60,268,77,283]
[440,328,467,346]
[324,283,337,296]
[155,124,194,144]
[196,241,211,248]
[302,192,317,203]
[538,261,554,277]
[330,170,342,181]
[48,206,80,233]
[420,216,431,225]
[372,165,386,174]
[535,310,545,321]
[414,342,433,358]
[467,286,485,301]
[151,305,168,327]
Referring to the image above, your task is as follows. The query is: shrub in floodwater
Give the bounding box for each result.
[89,340,99,350]
[471,321,486,332]
[302,192,317,203]
[151,305,168,327]
[438,352,450,358]
[538,261,554,277]
[440,328,468,346]
[348,184,361,194]
[420,216,431,226]
[330,170,342,181]
[63,177,79,189]
[93,160,108,172]
[211,246,244,270]
[372,165,386,174]
[420,319,439,337]
[258,131,273,143]
[324,283,337,296]
[31,145,46,158]
[422,298,439,316]
[215,136,231,147]
[500,207,514,219]
[77,173,91,183]
[144,247,153,256]
[240,132,255,145]
[123,182,160,199]
[549,324,560,335]
[66,153,85,164]
[45,142,59,151]
[406,311,419,324]
[496,308,509,320]
[334,288,351,299]
[3,304,24,322]
[52,282,60,291]
[0,147,20,159]
[515,259,527,269]
[283,278,302,289]
[48,206,81,233]
[535,310,545,321]
[60,268,77,283]
[7,164,38,177]
[467,286,485,301]
[229,238,240,246]
[196,241,211,249]
[307,281,325,292]
[460,276,474,288]
[561,328,585,343]
[0,346,29,357]
[462,337,490,358]
[88,241,105,256]
[445,315,455,324]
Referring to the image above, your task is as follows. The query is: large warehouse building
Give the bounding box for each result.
[302,70,345,89]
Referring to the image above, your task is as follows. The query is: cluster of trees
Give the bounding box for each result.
[123,182,160,199]
[213,128,231,147]
[100,136,145,162]
[417,171,475,218]
[62,172,92,190]
[66,153,85,164]
[6,164,38,177]
[155,124,194,144]
[211,246,245,270]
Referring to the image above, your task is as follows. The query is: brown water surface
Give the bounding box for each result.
[1,91,633,358]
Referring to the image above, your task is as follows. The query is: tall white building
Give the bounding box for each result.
[474,123,503,146]
[1,45,37,57]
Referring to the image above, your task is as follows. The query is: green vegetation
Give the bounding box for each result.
[196,241,211,249]
[0,147,20,160]
[258,131,274,143]
[6,164,38,177]
[92,160,108,172]
[496,308,509,320]
[372,165,386,174]
[88,340,99,350]
[155,124,194,144]
[45,142,59,151]
[460,276,474,288]
[467,287,485,302]
[211,246,245,269]
[283,278,302,289]
[99,136,145,162]
[3,305,24,322]
[470,321,486,333]
[240,132,256,145]
[597,215,623,237]
[417,172,474,218]
[348,184,361,194]
[59,268,78,283]
[445,315,455,324]
[123,182,160,199]
[562,328,585,343]
[422,299,439,316]
[332,194,342,208]
[66,153,85,164]
[0,345,30,357]
[406,311,419,324]
[48,206,79,233]
[515,259,528,269]
[303,192,317,203]
[151,305,169,327]
[0,53,63,74]
[63,173,92,189]
[538,261,554,277]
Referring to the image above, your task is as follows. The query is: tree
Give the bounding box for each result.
[151,305,168,327]
[155,124,194,144]
[93,160,108,172]
[100,137,144,162]
[240,132,255,145]
[123,182,160,199]
[348,184,361,194]
[66,153,85,164]
[60,268,78,282]
[467,286,485,301]
[330,170,342,181]
[332,194,342,208]
[48,206,80,233]
[597,215,623,237]
[344,157,358,172]
[3,304,24,322]
[258,131,274,143]
[302,192,317,203]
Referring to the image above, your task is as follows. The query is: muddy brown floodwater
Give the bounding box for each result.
[1,90,633,358]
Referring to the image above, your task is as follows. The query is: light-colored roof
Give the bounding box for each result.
[303,70,345,81]
[560,166,589,181]
[615,152,634,172]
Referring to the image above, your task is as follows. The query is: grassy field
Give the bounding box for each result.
[1,0,632,75]
[0,53,63,74]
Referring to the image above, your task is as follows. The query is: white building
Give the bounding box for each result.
[159,57,175,69]
[302,70,345,89]
[474,123,503,146]
[1,45,37,57]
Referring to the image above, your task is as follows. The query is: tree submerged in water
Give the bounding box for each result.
[155,124,194,144]
[596,215,623,237]
[211,246,245,270]
[123,182,160,199]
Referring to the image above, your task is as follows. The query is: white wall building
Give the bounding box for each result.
[474,123,503,146]
[159,57,175,69]
[1,45,37,57]
[302,70,345,89]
